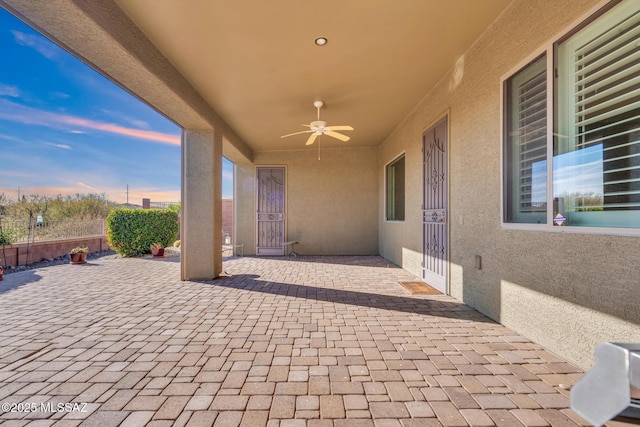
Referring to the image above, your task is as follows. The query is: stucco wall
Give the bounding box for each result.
[378,0,640,369]
[236,146,379,256]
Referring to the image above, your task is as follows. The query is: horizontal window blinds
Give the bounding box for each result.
[507,56,547,222]
[517,69,547,212]
[568,3,640,210]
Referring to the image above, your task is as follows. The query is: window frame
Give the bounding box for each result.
[385,152,406,222]
[500,0,640,237]
[503,53,549,225]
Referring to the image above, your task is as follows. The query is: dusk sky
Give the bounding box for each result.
[0,8,233,205]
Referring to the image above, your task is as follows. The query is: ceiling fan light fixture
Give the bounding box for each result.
[314,37,328,46]
[280,100,353,146]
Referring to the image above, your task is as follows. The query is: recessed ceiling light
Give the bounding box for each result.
[314,37,328,46]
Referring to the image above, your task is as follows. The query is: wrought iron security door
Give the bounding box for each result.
[256,167,286,255]
[423,116,448,294]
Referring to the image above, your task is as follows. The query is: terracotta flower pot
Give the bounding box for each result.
[70,252,87,264]
[0,266,3,281]
[152,248,165,258]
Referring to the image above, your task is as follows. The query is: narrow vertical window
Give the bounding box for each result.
[386,155,405,221]
[504,55,548,223]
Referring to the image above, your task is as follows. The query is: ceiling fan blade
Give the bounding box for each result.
[305,133,318,146]
[325,125,354,131]
[325,130,351,142]
[281,130,313,138]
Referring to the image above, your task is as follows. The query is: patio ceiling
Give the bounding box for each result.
[112,0,512,153]
[0,0,512,157]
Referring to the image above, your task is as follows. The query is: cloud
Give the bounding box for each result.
[0,148,143,200]
[0,84,20,98]
[0,134,29,144]
[0,169,36,179]
[101,109,150,129]
[129,119,149,129]
[43,142,72,150]
[0,99,180,146]
[61,115,180,145]
[222,168,234,181]
[49,91,71,99]
[11,30,59,59]
[553,145,604,197]
[76,181,100,191]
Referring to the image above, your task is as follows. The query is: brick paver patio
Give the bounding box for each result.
[0,255,610,426]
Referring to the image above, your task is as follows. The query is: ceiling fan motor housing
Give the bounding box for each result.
[280,100,352,144]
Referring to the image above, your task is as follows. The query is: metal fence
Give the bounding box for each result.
[0,218,106,243]
[149,201,180,209]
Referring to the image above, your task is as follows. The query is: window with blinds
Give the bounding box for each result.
[504,0,640,229]
[504,55,547,224]
[555,0,640,228]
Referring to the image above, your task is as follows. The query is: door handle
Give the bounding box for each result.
[423,209,446,223]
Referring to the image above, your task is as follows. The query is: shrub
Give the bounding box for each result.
[0,226,18,245]
[0,231,13,246]
[106,209,179,257]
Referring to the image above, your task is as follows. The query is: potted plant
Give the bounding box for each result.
[0,266,3,281]
[150,243,165,258]
[70,247,89,264]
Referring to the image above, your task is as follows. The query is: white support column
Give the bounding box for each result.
[181,129,223,280]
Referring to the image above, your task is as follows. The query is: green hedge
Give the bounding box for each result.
[106,209,179,257]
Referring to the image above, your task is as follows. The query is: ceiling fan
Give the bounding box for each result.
[281,101,353,146]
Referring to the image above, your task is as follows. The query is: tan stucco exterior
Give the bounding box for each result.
[4,0,638,370]
[236,146,379,256]
[377,0,640,369]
